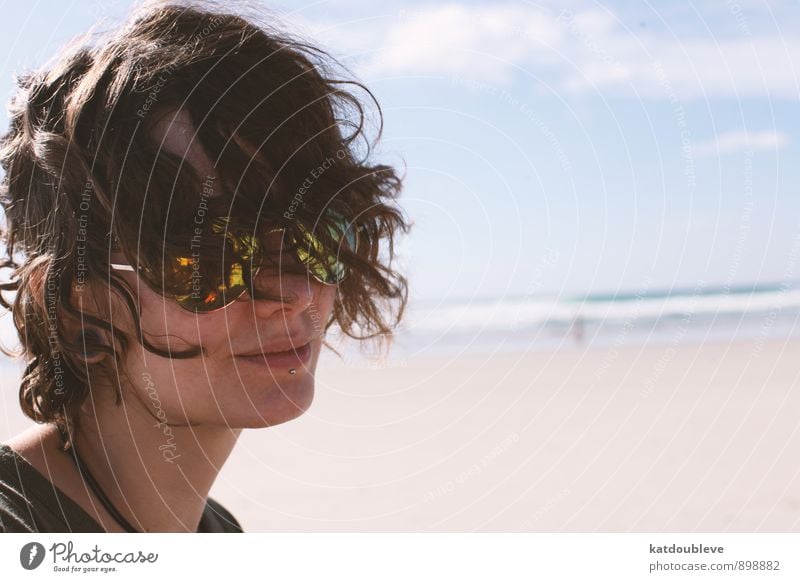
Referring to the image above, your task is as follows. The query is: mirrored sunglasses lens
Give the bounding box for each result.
[169,212,355,310]
[172,256,248,312]
[294,214,356,284]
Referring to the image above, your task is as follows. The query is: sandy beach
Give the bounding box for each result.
[2,338,799,532]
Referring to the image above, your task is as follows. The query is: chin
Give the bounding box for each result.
[234,372,316,428]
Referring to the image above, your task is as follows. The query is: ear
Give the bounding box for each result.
[73,327,108,365]
[63,278,112,365]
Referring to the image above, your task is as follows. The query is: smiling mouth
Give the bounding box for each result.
[237,336,314,357]
[236,340,313,367]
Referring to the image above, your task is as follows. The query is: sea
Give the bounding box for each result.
[345,281,800,361]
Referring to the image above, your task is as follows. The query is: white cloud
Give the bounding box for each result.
[299,2,800,100]
[693,130,790,156]
[362,4,563,84]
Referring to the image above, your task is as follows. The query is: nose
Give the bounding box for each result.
[247,270,318,321]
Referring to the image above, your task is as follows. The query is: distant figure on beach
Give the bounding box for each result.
[0,1,409,532]
[571,314,585,344]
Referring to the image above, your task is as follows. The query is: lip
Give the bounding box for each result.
[236,339,313,368]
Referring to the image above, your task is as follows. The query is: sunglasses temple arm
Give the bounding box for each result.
[110,263,137,272]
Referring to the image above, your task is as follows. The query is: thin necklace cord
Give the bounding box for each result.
[57,424,140,533]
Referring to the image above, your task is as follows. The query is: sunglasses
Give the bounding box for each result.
[110,210,358,313]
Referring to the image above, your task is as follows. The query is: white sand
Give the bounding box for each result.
[3,338,799,531]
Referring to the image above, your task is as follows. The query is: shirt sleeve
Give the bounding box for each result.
[0,491,36,533]
[201,497,244,532]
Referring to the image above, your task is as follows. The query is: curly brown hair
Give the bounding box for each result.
[0,1,409,440]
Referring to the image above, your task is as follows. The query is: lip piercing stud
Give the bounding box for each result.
[288,368,297,375]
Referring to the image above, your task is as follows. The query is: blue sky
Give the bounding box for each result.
[1,0,798,303]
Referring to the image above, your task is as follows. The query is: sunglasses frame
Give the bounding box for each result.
[110,212,359,313]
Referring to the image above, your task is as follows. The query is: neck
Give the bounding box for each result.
[67,394,241,532]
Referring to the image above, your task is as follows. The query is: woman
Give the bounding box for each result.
[0,1,408,532]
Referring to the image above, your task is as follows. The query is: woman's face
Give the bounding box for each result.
[99,109,337,430]
[113,266,337,429]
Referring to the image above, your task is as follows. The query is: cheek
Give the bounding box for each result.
[128,357,231,427]
[313,286,337,324]
[133,281,228,352]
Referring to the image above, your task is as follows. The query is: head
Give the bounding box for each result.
[0,2,409,445]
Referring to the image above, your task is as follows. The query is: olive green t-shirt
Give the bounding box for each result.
[0,444,243,533]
